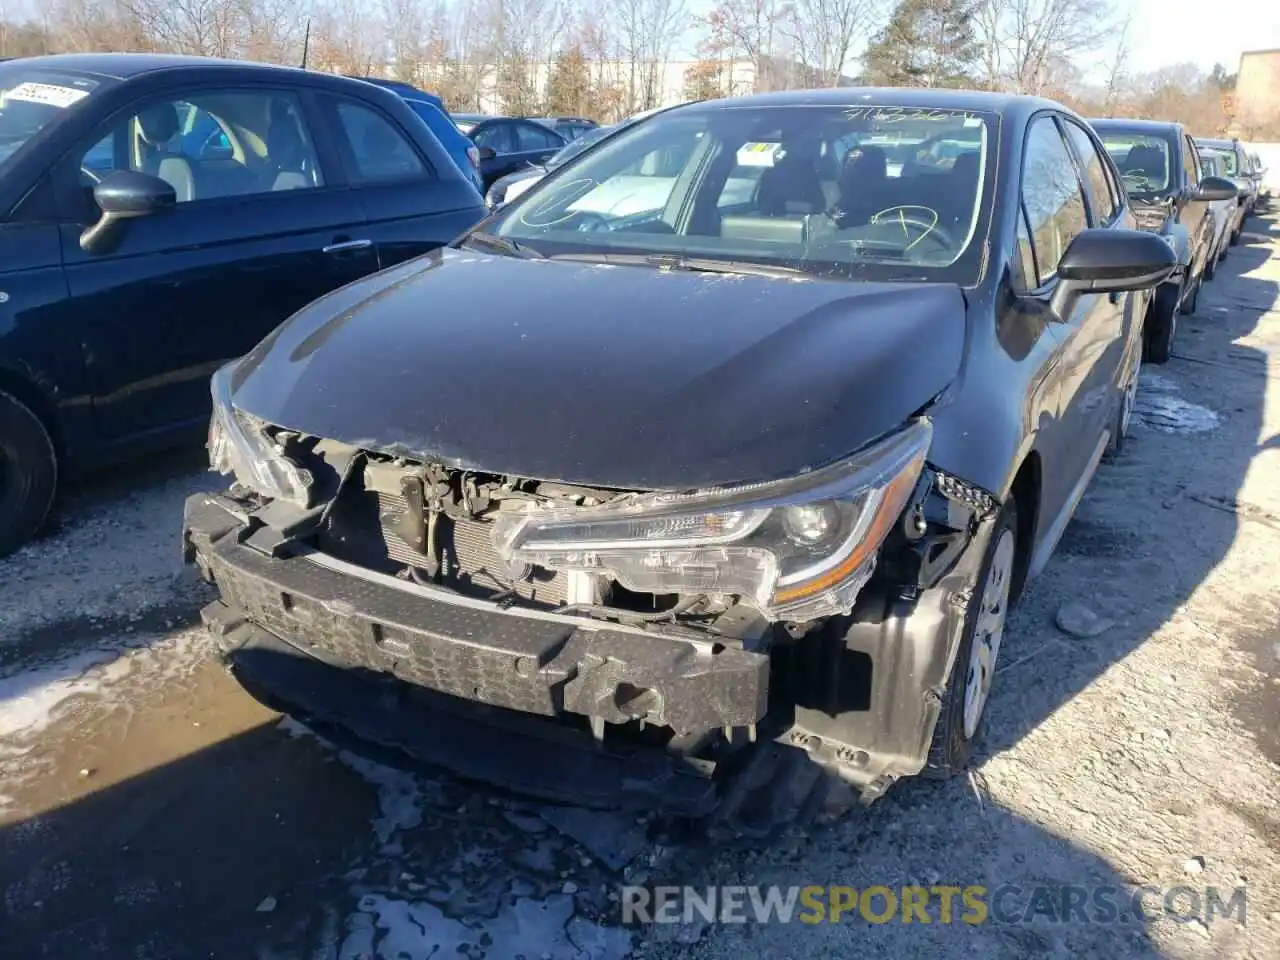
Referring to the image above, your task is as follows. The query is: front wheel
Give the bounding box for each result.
[0,390,58,557]
[923,501,1018,778]
[1107,353,1140,459]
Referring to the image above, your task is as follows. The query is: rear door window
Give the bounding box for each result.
[334,100,430,183]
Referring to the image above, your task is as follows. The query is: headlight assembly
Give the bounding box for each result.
[207,362,313,507]
[491,419,932,621]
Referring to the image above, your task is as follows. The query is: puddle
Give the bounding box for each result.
[0,630,213,748]
[1135,373,1220,434]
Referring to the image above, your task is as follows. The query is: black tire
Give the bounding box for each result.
[923,500,1018,778]
[1204,244,1218,281]
[1144,281,1179,364]
[0,390,58,558]
[1179,268,1201,315]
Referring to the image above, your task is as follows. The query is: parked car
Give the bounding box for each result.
[1195,136,1257,225]
[486,122,615,207]
[1247,149,1269,208]
[530,116,598,140]
[1092,119,1236,362]
[185,88,1178,826]
[1198,153,1235,279]
[463,116,568,189]
[0,53,486,556]
[349,76,484,194]
[485,104,695,208]
[451,112,499,134]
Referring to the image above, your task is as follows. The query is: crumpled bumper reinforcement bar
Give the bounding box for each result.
[183,493,770,813]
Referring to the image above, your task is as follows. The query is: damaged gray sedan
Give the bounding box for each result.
[183,89,1176,834]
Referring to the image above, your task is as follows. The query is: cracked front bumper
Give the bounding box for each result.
[183,491,768,740]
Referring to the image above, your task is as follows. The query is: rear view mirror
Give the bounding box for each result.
[1194,175,1238,202]
[1049,228,1178,320]
[477,146,497,161]
[80,170,176,253]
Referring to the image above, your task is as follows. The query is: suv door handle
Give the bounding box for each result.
[323,238,373,254]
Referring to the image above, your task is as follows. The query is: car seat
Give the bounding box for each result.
[755,146,828,216]
[831,145,888,227]
[1122,144,1167,185]
[137,103,196,203]
[266,102,312,191]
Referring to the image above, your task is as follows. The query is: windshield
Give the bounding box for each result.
[1202,146,1238,176]
[546,125,613,168]
[0,67,102,171]
[1099,133,1172,194]
[482,103,996,282]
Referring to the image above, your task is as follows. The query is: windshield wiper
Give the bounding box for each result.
[550,251,810,279]
[458,232,543,259]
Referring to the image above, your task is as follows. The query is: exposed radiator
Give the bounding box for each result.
[374,491,569,606]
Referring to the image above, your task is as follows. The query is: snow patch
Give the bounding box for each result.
[338,893,630,960]
[0,631,212,746]
[1136,372,1220,434]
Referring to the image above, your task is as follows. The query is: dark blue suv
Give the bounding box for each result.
[0,54,487,555]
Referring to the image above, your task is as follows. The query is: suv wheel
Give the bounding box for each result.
[0,390,57,558]
[1107,354,1140,458]
[1144,280,1180,364]
[923,501,1018,778]
[1179,269,1201,315]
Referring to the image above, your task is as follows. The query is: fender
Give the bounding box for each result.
[1164,222,1193,272]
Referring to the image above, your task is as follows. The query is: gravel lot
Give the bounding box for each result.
[2,216,1278,959]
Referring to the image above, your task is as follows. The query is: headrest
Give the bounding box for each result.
[137,103,178,145]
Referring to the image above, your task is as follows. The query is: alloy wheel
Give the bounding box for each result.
[962,528,1016,739]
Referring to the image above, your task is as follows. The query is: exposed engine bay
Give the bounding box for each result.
[234,427,997,650]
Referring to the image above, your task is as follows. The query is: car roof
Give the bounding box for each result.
[9,52,322,82]
[676,86,1060,118]
[1194,137,1239,148]
[1089,117,1182,135]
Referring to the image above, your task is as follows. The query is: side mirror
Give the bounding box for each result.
[80,170,176,253]
[477,146,497,161]
[1049,228,1178,320]
[1194,175,1239,202]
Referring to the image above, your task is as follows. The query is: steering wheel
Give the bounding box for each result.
[573,211,613,232]
[868,205,954,251]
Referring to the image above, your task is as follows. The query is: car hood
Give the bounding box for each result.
[229,248,968,490]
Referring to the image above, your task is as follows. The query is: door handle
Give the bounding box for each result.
[323,238,373,254]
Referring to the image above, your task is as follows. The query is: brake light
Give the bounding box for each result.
[467,145,481,169]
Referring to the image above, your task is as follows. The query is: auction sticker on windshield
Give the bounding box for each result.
[2,81,91,108]
[736,142,784,167]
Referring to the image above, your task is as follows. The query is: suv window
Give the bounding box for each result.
[1021,116,1088,287]
[1182,135,1200,187]
[515,122,560,151]
[75,90,321,205]
[334,100,428,182]
[1063,119,1118,224]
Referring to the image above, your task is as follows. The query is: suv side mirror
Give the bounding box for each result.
[477,145,497,161]
[1194,175,1239,202]
[1049,228,1178,320]
[80,170,176,253]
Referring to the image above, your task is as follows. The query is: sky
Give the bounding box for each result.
[1124,0,1280,75]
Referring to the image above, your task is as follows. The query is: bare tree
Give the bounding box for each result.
[784,0,883,86]
[988,0,1115,95]
[1100,9,1129,116]
[699,0,787,92]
